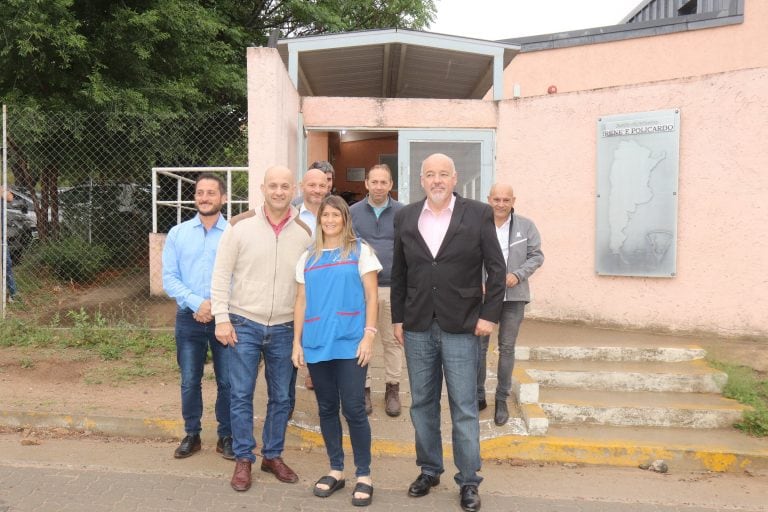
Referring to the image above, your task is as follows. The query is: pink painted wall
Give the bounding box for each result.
[302,97,497,129]
[306,131,329,169]
[247,47,300,206]
[244,14,768,336]
[501,2,767,99]
[496,66,768,336]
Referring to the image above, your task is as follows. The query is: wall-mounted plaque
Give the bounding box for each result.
[596,109,680,277]
[346,167,365,182]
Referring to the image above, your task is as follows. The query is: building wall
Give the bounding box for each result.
[496,66,768,336]
[247,47,300,206]
[302,97,497,129]
[501,0,766,98]
[243,18,768,336]
[306,131,329,171]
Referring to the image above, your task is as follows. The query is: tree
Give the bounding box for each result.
[1,0,436,239]
[213,0,436,39]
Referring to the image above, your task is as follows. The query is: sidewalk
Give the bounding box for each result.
[1,319,767,473]
[3,434,768,512]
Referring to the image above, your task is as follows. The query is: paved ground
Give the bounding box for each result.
[2,318,767,511]
[1,433,767,512]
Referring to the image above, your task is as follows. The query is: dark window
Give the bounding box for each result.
[678,0,698,16]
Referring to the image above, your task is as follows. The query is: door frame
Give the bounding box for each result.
[396,129,495,204]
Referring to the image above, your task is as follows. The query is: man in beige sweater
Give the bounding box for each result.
[211,166,312,492]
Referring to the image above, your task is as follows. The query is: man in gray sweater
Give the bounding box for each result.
[350,164,405,416]
[478,183,544,426]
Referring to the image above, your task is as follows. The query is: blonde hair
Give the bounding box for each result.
[309,196,359,263]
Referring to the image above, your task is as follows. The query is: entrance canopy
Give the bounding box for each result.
[277,29,519,100]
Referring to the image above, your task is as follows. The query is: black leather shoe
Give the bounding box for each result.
[217,436,235,460]
[494,400,509,426]
[408,473,440,497]
[460,484,481,512]
[478,399,487,411]
[174,434,201,459]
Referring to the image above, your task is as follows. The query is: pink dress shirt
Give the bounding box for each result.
[418,195,456,258]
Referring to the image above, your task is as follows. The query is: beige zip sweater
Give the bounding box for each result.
[211,206,312,326]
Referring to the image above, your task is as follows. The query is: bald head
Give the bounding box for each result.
[420,153,456,176]
[301,168,329,211]
[489,182,514,197]
[487,182,516,225]
[264,165,294,185]
[420,153,458,209]
[261,165,295,215]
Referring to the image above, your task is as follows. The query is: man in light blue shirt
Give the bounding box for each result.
[162,173,232,460]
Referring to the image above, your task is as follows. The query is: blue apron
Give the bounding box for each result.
[302,241,365,363]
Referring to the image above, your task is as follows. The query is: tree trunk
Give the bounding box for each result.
[6,136,50,239]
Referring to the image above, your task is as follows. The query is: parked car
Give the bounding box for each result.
[9,186,40,225]
[4,208,37,261]
[57,183,153,265]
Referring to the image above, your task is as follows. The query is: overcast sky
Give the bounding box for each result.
[429,0,644,40]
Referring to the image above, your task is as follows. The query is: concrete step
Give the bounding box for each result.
[289,387,532,443]
[517,319,708,349]
[518,359,727,393]
[481,367,540,404]
[493,423,768,472]
[517,345,706,362]
[539,388,750,428]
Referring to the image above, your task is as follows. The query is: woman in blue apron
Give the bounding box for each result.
[292,195,381,507]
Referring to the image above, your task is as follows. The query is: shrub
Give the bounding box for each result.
[711,360,768,437]
[37,236,111,283]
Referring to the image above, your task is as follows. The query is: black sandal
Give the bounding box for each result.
[313,475,345,498]
[351,482,374,507]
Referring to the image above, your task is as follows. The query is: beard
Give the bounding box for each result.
[427,188,449,203]
[197,203,223,216]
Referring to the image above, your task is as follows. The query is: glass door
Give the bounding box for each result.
[397,130,495,204]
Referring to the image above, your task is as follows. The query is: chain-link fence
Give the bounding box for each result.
[1,106,248,327]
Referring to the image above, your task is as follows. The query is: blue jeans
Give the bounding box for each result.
[229,314,294,462]
[175,308,231,438]
[478,301,525,401]
[308,358,371,477]
[404,320,483,487]
[5,251,16,297]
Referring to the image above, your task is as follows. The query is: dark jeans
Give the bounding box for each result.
[308,358,371,477]
[175,308,231,438]
[229,315,294,462]
[477,301,525,401]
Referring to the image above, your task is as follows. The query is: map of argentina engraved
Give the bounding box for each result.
[596,109,680,277]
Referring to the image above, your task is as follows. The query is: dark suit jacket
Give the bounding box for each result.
[391,193,506,334]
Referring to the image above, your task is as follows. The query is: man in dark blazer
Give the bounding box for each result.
[391,153,506,512]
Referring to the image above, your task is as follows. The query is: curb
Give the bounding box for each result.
[4,409,768,473]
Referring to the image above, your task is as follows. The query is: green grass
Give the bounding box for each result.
[709,360,768,437]
[1,309,176,384]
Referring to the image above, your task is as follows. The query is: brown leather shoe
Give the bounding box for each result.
[385,382,401,417]
[261,456,299,483]
[231,459,252,492]
[364,387,373,415]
